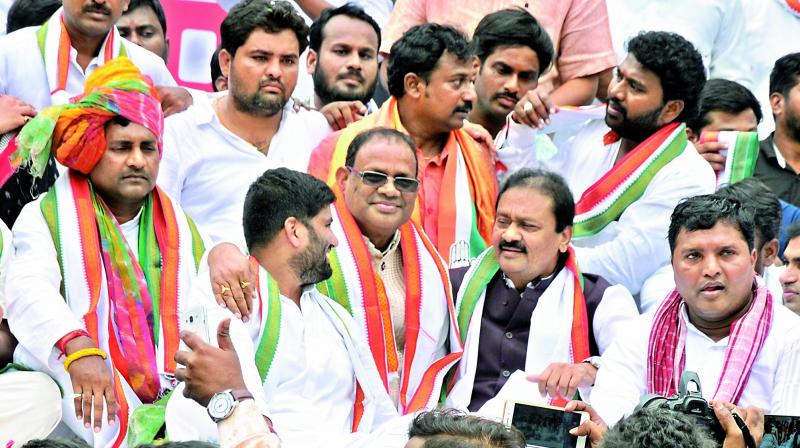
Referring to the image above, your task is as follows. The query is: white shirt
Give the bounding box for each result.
[158,97,333,247]
[606,0,751,88]
[742,0,800,136]
[544,120,716,297]
[591,304,800,426]
[0,219,12,310]
[0,26,175,111]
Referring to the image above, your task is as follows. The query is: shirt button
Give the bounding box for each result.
[505,331,513,340]
[502,370,511,378]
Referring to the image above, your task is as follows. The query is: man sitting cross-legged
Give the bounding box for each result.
[166,168,409,447]
[592,194,800,426]
[447,169,638,414]
[322,127,462,414]
[4,58,205,447]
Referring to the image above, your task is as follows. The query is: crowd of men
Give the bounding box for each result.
[0,0,799,447]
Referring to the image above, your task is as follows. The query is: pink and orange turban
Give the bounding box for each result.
[12,57,164,177]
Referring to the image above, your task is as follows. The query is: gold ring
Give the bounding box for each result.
[22,116,31,123]
[71,393,82,399]
[523,102,533,113]
[220,284,231,294]
[240,281,251,289]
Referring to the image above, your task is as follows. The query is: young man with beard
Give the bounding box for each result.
[447,169,637,414]
[780,221,800,315]
[508,31,716,310]
[753,53,800,206]
[166,168,407,447]
[309,24,497,264]
[305,4,380,129]
[116,0,169,62]
[591,194,800,426]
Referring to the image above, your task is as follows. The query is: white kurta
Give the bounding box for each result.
[157,98,333,248]
[591,305,800,426]
[0,219,12,309]
[0,26,175,111]
[606,0,751,88]
[166,261,408,447]
[509,119,715,300]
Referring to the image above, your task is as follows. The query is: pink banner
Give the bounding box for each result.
[161,0,228,92]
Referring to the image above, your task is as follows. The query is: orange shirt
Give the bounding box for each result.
[380,0,617,95]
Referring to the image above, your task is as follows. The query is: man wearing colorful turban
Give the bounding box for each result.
[3,57,206,447]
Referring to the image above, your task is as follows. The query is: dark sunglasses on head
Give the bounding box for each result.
[347,166,420,193]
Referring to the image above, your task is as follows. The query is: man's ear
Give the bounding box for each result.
[307,49,318,76]
[660,99,685,124]
[762,239,780,269]
[686,127,698,142]
[219,48,232,78]
[559,226,573,253]
[404,73,425,100]
[284,217,305,249]
[335,165,350,194]
[771,92,785,118]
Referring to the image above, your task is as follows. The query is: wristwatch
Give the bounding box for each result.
[582,356,602,370]
[207,389,254,423]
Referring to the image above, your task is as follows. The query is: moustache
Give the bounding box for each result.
[499,240,526,253]
[83,3,111,15]
[494,92,519,104]
[259,78,284,91]
[606,97,627,117]
[337,69,365,84]
[453,102,472,115]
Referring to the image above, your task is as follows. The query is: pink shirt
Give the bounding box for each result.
[381,0,617,94]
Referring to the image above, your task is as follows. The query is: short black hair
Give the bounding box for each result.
[472,8,554,75]
[626,31,706,125]
[210,46,224,92]
[308,3,381,53]
[787,220,800,242]
[599,408,715,448]
[22,439,91,448]
[221,0,309,57]
[6,0,60,33]
[498,169,575,233]
[243,168,334,251]
[717,178,781,248]
[770,52,800,98]
[687,78,763,134]
[408,409,525,448]
[344,127,418,175]
[124,0,168,34]
[387,23,472,98]
[668,194,756,254]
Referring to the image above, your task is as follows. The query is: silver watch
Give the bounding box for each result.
[582,356,602,370]
[207,389,253,423]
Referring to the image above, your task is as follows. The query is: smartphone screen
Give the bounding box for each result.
[762,415,800,447]
[510,403,583,448]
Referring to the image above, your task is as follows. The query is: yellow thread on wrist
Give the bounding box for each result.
[63,348,107,372]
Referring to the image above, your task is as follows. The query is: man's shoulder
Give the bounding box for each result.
[121,39,173,82]
[0,26,39,48]
[285,105,333,132]
[164,97,215,132]
[771,304,800,341]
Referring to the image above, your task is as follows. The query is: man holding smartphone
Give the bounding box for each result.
[446,169,638,412]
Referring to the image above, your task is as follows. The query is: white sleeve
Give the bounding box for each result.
[708,0,752,89]
[5,202,84,365]
[157,116,189,204]
[593,284,639,354]
[495,120,570,175]
[574,149,715,294]
[589,314,651,426]
[0,220,13,310]
[771,326,800,415]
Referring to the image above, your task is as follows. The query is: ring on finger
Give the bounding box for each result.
[71,392,82,399]
[239,281,251,289]
[523,102,533,113]
[220,284,231,295]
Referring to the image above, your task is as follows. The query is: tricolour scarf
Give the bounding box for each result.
[573,123,688,239]
[41,171,203,447]
[307,97,497,262]
[450,247,590,407]
[36,8,127,106]
[778,0,800,16]
[646,279,773,402]
[699,131,759,188]
[317,187,463,414]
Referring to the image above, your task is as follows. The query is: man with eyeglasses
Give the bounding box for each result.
[321,127,462,415]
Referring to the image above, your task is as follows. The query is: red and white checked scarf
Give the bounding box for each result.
[647,277,773,402]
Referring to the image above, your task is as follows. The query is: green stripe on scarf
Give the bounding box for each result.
[573,130,687,238]
[456,248,500,345]
[729,132,759,184]
[185,215,205,270]
[468,202,487,258]
[137,196,162,345]
[319,248,352,314]
[41,189,67,297]
[255,273,282,383]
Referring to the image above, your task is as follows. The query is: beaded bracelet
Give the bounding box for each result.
[63,348,107,372]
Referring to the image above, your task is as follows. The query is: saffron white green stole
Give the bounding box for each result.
[28,172,203,447]
[447,247,590,409]
[250,263,396,433]
[699,131,760,188]
[318,193,463,414]
[573,123,688,239]
[37,8,127,106]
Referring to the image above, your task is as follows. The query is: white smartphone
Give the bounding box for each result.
[502,401,589,448]
[181,305,211,346]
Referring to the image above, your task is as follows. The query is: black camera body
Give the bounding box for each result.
[635,371,726,445]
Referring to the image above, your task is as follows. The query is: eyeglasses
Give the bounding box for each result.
[347,167,420,193]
